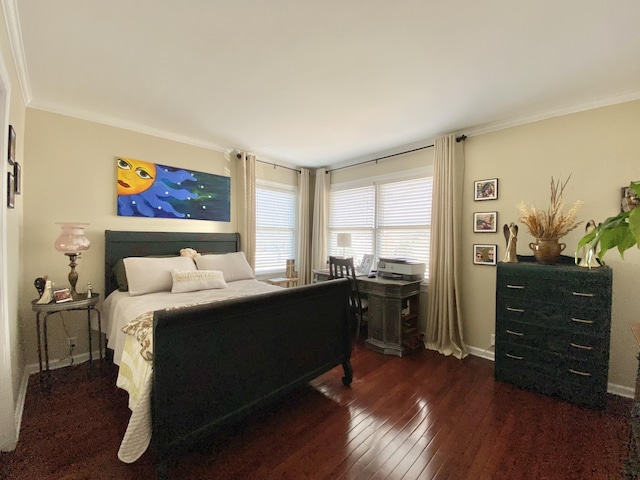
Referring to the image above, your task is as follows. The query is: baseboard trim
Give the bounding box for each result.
[466,345,633,399]
[466,344,495,361]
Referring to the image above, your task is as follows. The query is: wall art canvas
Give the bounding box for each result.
[116,157,230,221]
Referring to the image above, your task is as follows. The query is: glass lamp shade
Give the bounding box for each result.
[54,223,90,253]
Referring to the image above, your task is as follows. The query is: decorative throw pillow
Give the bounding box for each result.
[170,269,227,293]
[194,251,255,282]
[124,256,197,296]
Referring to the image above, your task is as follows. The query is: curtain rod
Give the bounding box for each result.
[327,135,467,173]
[236,153,301,173]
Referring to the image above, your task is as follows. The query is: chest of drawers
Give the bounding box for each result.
[494,259,612,409]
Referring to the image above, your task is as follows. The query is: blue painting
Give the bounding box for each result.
[116,157,230,221]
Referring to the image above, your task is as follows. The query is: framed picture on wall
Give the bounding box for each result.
[7,125,15,165]
[13,162,21,194]
[7,172,15,208]
[473,244,497,265]
[621,185,640,212]
[473,211,497,233]
[474,178,498,201]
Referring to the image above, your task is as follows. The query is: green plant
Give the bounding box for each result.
[577,181,640,261]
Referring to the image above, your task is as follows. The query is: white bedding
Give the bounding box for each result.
[102,279,282,463]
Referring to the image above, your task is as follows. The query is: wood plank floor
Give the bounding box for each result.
[0,342,632,479]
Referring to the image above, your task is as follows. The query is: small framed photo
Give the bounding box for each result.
[7,125,15,165]
[54,288,73,303]
[474,211,497,233]
[621,186,639,212]
[357,254,374,275]
[13,162,20,194]
[6,172,14,208]
[473,244,497,265]
[474,178,498,201]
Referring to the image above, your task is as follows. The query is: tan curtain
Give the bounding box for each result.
[426,134,467,359]
[311,168,330,271]
[241,152,256,269]
[296,168,311,285]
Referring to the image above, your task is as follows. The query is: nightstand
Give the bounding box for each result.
[31,293,103,379]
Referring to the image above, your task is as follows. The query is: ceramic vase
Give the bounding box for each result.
[529,238,566,265]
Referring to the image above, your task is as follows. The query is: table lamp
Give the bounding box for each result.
[54,223,90,299]
[337,233,351,257]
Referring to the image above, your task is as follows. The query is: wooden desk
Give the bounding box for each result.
[313,270,423,356]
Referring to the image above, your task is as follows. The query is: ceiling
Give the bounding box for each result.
[9,0,640,169]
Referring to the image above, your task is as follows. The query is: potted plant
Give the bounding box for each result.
[577,180,640,263]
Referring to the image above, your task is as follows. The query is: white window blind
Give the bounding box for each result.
[329,175,432,278]
[255,183,296,274]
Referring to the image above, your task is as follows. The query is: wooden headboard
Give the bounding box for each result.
[104,230,241,295]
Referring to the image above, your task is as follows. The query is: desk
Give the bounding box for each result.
[313,270,423,356]
[31,294,102,379]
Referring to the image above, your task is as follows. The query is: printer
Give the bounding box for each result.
[377,257,425,281]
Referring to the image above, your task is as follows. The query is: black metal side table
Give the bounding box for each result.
[31,293,102,379]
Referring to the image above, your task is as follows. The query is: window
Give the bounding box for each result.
[329,173,432,279]
[255,181,296,275]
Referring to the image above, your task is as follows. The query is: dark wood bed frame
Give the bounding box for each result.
[104,230,353,479]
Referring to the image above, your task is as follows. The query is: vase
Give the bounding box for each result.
[529,238,566,265]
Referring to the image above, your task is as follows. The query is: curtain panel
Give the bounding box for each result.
[425,135,467,359]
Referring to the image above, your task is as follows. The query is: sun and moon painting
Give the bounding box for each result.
[116,157,230,221]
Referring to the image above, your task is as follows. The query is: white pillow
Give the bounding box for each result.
[170,269,227,293]
[194,251,255,282]
[124,256,197,296]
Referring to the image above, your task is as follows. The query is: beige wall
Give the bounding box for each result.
[22,109,237,365]
[462,100,640,391]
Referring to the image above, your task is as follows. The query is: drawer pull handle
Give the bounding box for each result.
[507,307,525,313]
[572,292,595,298]
[506,284,525,289]
[506,329,524,337]
[569,368,592,377]
[505,353,524,360]
[570,342,593,350]
[571,317,594,324]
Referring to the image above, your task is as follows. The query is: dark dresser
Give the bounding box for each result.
[494,257,612,409]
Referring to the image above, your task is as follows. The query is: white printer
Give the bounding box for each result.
[376,258,425,281]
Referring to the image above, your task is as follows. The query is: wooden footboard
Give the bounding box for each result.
[152,278,352,478]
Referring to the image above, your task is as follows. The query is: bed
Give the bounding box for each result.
[102,230,353,479]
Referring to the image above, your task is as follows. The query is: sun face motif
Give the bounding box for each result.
[117,157,156,196]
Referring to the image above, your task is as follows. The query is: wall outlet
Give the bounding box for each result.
[67,336,77,349]
[490,333,495,346]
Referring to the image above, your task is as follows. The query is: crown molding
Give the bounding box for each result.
[463,91,640,138]
[2,0,32,105]
[28,101,229,153]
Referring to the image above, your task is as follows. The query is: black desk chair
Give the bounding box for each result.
[328,256,368,340]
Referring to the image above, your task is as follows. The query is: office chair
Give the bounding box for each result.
[328,256,368,341]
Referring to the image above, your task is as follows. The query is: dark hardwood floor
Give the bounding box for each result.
[0,342,632,479]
